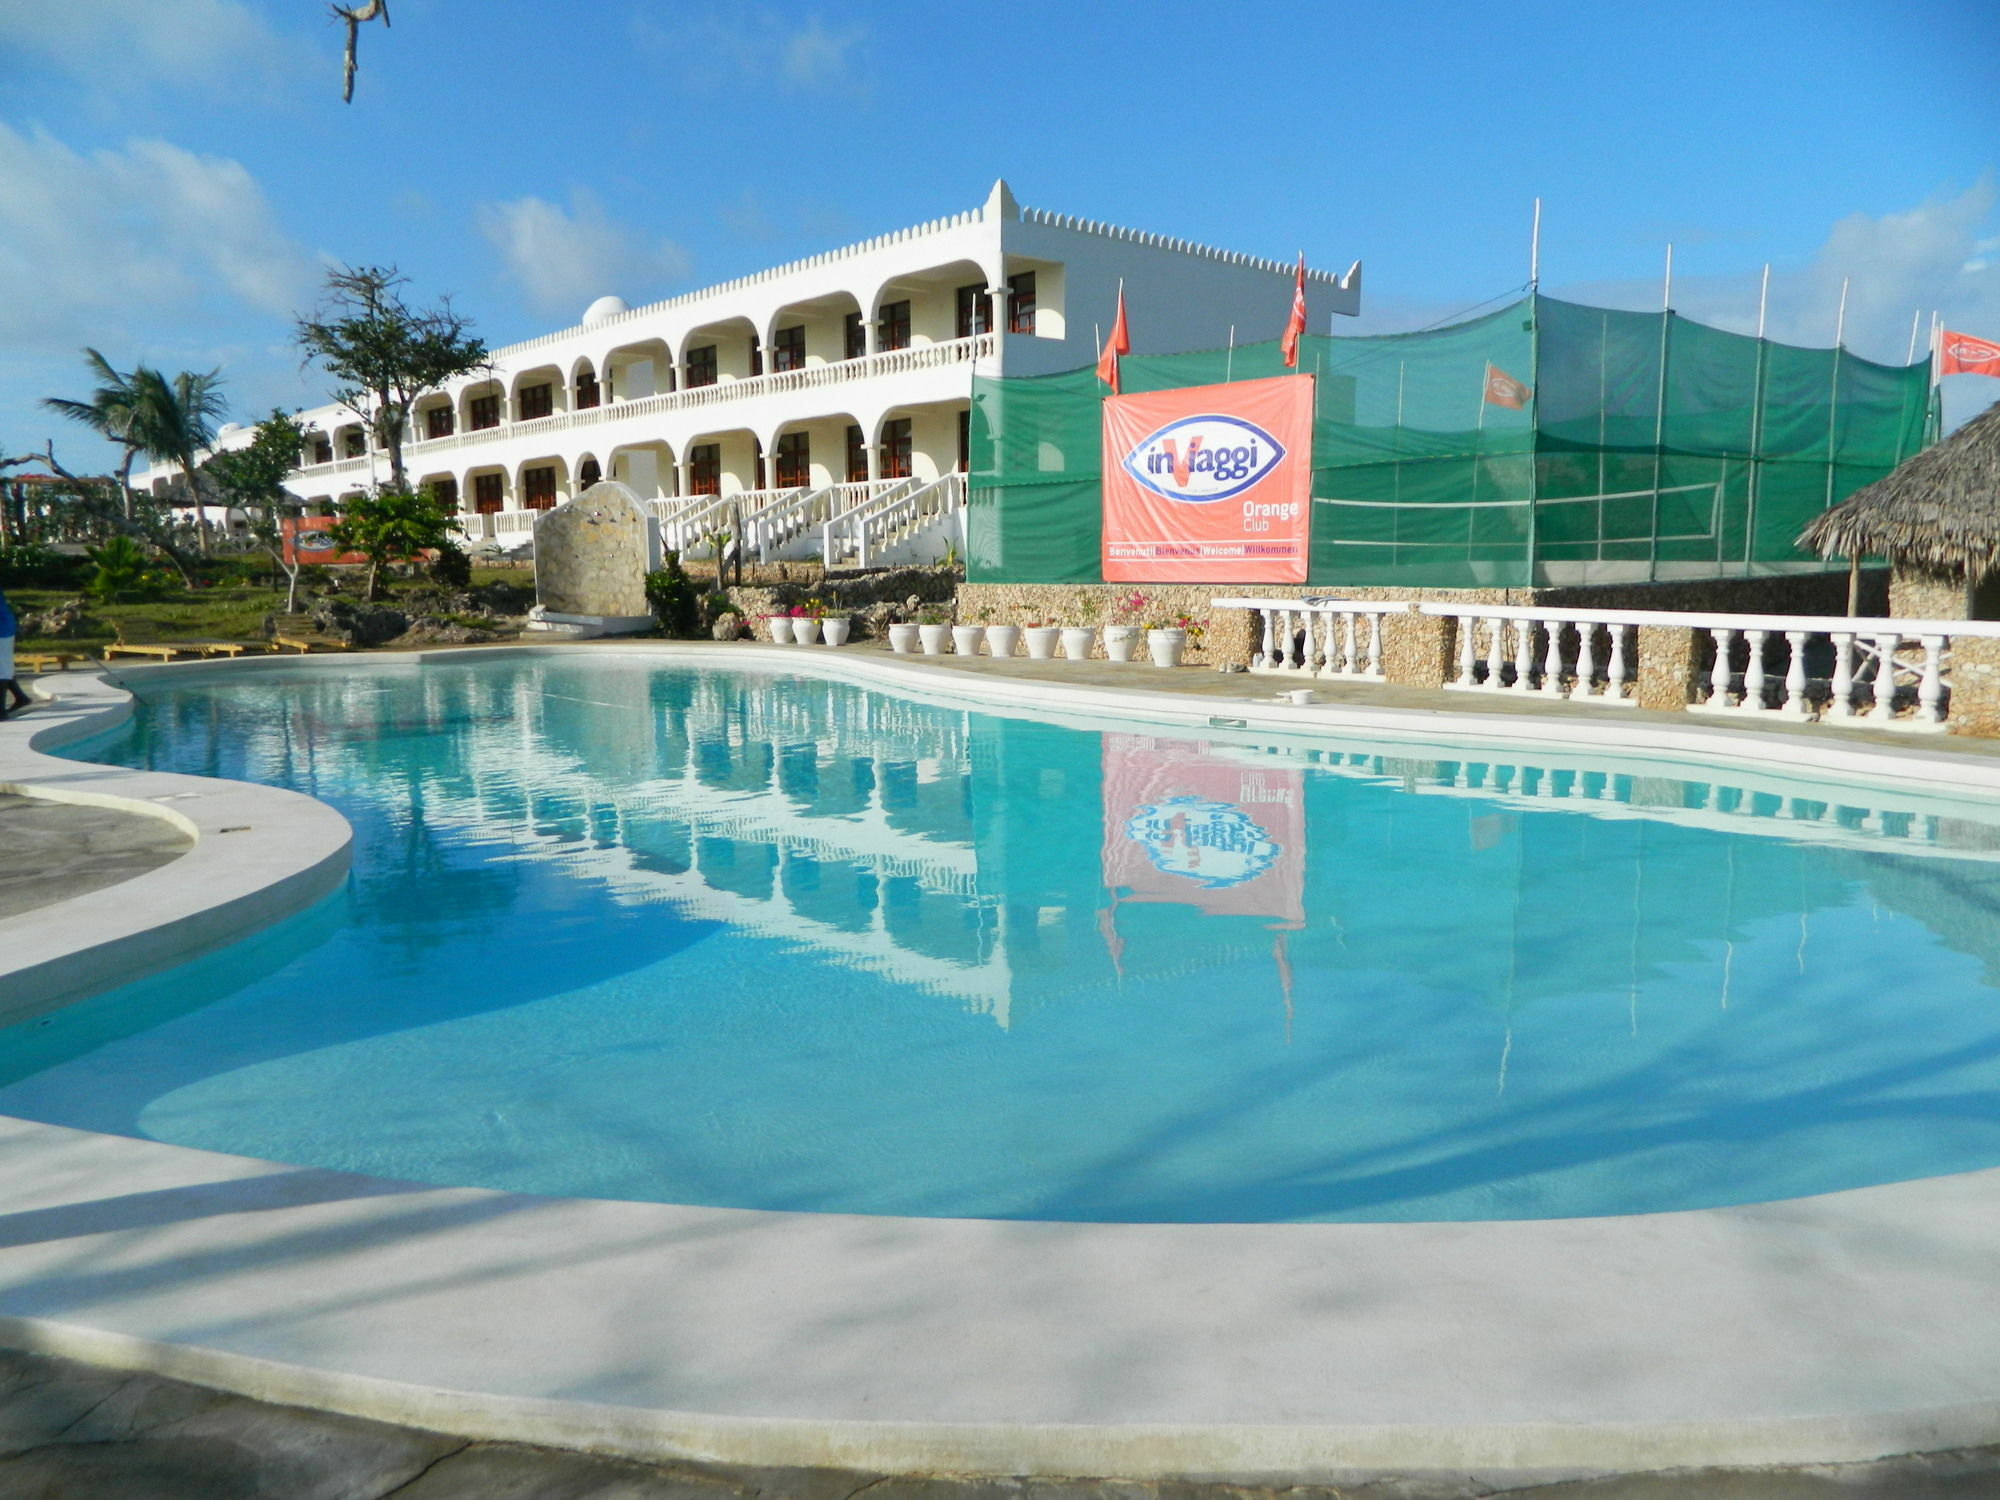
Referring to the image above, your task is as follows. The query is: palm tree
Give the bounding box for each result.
[42,349,142,518]
[127,365,228,554]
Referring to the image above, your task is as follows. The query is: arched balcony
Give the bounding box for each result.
[678,316,761,388]
[460,379,505,434]
[604,338,673,402]
[763,291,866,370]
[606,440,677,503]
[509,364,567,422]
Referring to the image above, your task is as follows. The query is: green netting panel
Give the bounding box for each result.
[968,294,1935,587]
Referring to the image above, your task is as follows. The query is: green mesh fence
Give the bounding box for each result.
[968,294,1936,588]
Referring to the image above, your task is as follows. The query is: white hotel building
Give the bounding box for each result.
[161,181,1361,566]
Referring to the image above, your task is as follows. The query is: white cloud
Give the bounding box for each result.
[0,123,318,347]
[479,189,691,319]
[631,3,863,91]
[0,0,297,94]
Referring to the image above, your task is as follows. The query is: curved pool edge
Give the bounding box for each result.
[0,668,354,1022]
[7,644,2000,1483]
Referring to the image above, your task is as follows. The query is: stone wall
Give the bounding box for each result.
[1889,564,1971,621]
[1950,637,2000,738]
[535,485,650,618]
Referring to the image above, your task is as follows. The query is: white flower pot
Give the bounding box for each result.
[985,624,1021,658]
[888,623,920,654]
[1060,626,1097,661]
[822,617,851,647]
[918,623,950,654]
[1147,627,1187,668]
[1023,627,1062,660]
[767,615,794,644]
[951,624,985,656]
[793,617,821,645]
[1103,624,1143,663]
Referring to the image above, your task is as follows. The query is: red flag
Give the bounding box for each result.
[1280,253,1308,369]
[1483,362,1532,409]
[1939,329,2000,379]
[1096,285,1130,393]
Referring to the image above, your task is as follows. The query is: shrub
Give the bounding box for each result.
[85,536,167,601]
[428,539,473,590]
[0,542,88,589]
[644,550,700,637]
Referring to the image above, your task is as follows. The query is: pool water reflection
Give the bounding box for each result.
[5,655,2000,1223]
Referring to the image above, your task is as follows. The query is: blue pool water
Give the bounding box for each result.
[8,654,2000,1223]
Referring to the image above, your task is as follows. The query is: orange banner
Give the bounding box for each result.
[282,515,368,567]
[1101,374,1313,583]
[1100,734,1306,924]
[1939,329,2000,379]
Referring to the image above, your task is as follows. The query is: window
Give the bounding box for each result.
[518,384,553,421]
[689,443,721,496]
[342,429,367,457]
[958,409,971,473]
[774,432,810,489]
[523,466,557,509]
[773,325,806,372]
[469,394,500,430]
[309,436,333,465]
[575,370,600,409]
[844,311,866,360]
[1007,271,1037,334]
[578,458,601,488]
[473,473,504,514]
[749,338,763,378]
[877,300,910,352]
[845,424,867,483]
[955,284,993,339]
[429,477,460,511]
[685,346,717,388]
[424,406,454,439]
[879,417,912,480]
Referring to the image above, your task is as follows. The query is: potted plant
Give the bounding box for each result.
[1020,612,1062,660]
[916,605,951,655]
[1061,591,1097,661]
[951,604,985,657]
[791,601,821,645]
[1146,609,1205,669]
[821,609,852,647]
[887,618,921,654]
[766,611,794,644]
[1103,591,1148,663]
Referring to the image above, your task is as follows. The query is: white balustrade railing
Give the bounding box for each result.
[1212,597,1407,680]
[290,336,996,481]
[661,487,803,558]
[823,473,962,568]
[1419,604,1638,707]
[1214,597,2000,733]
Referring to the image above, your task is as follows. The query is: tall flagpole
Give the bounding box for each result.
[1529,197,1542,289]
[1907,307,1923,365]
[1648,245,1673,581]
[1826,277,1848,519]
[1746,265,1771,574]
[1226,325,1236,384]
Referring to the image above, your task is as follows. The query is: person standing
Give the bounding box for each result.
[0,586,33,720]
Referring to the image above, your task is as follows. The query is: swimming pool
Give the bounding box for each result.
[8,652,2000,1224]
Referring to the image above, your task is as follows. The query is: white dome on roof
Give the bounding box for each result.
[217,422,242,437]
[582,295,629,327]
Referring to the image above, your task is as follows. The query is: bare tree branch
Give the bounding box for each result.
[332,0,390,104]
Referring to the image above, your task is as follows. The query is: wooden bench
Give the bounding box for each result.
[15,651,88,673]
[270,613,351,654]
[102,618,266,661]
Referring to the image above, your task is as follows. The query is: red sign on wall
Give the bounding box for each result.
[1101,374,1314,583]
[282,515,368,567]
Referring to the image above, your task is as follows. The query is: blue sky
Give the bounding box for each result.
[3,0,1998,470]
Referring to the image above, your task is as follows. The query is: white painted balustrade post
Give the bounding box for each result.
[1919,635,1947,725]
[1570,622,1599,701]
[1741,629,1768,712]
[1455,613,1478,686]
[1871,634,1901,720]
[1709,628,1736,707]
[1512,615,1537,693]
[1258,608,1277,669]
[1341,612,1359,676]
[1275,610,1295,670]
[1485,616,1507,689]
[1607,625,1630,701]
[1539,618,1567,698]
[1364,612,1386,679]
[1830,633,1856,718]
[1781,631,1810,718]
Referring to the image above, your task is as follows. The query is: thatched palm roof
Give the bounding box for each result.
[1800,400,2000,573]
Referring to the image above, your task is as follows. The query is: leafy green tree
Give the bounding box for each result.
[126,365,228,555]
[42,349,144,518]
[296,265,487,490]
[328,485,458,601]
[206,411,310,610]
[84,535,163,601]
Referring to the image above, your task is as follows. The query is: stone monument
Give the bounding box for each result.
[526,481,660,638]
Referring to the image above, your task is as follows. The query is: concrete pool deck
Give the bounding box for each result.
[6,643,2000,1489]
